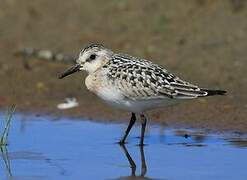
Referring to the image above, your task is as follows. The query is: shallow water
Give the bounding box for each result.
[0,114,247,180]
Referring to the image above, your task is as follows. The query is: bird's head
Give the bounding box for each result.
[59,43,112,79]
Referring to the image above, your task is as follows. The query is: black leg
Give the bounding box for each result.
[139,114,147,146]
[119,113,136,144]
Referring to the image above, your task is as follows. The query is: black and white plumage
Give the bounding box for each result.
[105,53,221,100]
[59,43,226,145]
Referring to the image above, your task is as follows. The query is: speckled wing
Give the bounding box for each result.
[104,54,208,100]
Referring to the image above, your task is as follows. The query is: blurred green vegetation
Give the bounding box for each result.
[0,105,15,146]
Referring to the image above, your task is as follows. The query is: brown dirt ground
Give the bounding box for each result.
[0,0,246,132]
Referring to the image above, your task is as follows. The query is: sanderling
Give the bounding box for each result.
[59,43,226,145]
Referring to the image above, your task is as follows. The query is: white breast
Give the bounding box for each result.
[85,73,127,110]
[97,85,179,113]
[85,73,180,114]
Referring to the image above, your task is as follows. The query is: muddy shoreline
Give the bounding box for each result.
[0,1,246,133]
[3,95,245,134]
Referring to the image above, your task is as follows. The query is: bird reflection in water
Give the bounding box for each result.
[117,144,154,180]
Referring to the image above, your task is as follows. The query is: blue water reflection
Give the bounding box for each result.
[0,113,247,180]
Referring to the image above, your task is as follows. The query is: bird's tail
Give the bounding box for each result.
[202,89,227,96]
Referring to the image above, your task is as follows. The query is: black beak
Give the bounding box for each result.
[59,64,81,79]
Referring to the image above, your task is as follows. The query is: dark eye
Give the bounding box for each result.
[89,54,96,60]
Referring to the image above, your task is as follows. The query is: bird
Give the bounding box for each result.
[59,43,226,146]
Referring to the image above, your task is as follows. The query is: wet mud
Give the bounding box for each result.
[0,1,246,132]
